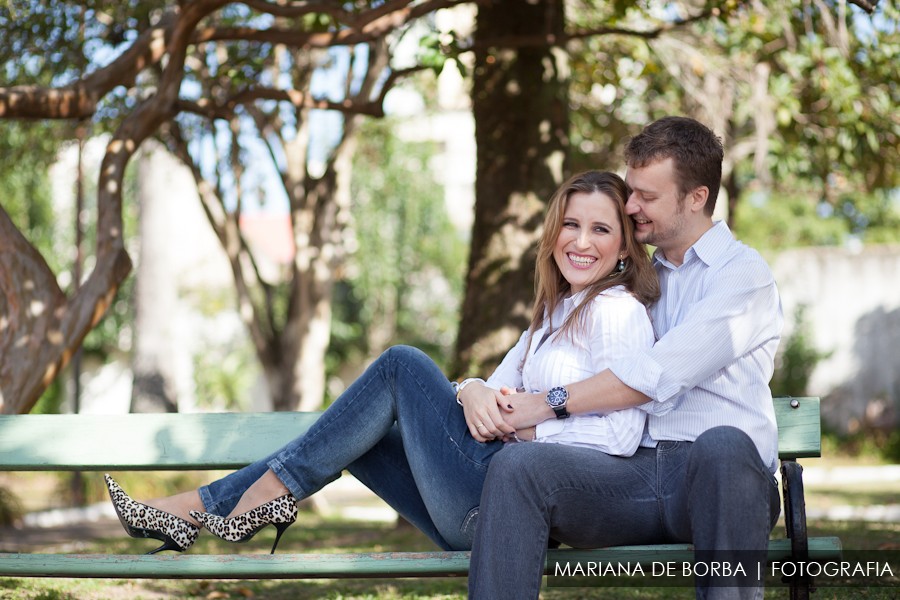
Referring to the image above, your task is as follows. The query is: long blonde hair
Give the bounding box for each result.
[525,170,660,356]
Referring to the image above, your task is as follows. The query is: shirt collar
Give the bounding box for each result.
[566,288,592,308]
[653,220,733,269]
[546,288,594,326]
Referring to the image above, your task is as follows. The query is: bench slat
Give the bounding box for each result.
[0,538,842,579]
[0,396,822,470]
[0,413,322,471]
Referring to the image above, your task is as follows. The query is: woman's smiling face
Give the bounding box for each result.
[553,191,624,294]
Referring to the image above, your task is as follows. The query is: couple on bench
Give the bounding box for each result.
[107,116,782,600]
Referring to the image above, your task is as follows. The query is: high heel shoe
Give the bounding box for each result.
[190,494,297,554]
[104,474,200,554]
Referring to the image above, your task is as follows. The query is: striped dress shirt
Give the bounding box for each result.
[486,286,655,457]
[610,221,784,472]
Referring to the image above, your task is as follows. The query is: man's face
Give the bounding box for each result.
[624,157,688,255]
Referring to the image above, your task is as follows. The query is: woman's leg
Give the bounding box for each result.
[200,345,503,549]
[345,426,450,548]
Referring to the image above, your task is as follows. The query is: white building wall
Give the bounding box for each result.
[772,245,900,432]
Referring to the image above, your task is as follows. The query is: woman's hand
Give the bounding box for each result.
[458,383,516,442]
[501,391,554,430]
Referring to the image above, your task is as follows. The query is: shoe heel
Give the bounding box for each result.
[147,536,183,555]
[270,522,292,554]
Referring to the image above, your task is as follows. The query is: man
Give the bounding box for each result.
[467,116,783,600]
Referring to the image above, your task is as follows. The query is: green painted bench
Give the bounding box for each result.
[0,397,840,598]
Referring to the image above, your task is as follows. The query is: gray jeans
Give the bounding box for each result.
[468,426,781,599]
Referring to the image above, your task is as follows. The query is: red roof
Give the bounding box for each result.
[239,213,295,265]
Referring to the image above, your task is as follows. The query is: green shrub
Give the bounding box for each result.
[770,304,831,397]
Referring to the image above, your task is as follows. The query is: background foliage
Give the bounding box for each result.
[568,0,900,247]
[330,117,467,392]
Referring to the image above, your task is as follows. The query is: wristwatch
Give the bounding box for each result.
[546,386,569,419]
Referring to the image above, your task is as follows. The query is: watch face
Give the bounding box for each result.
[547,387,568,407]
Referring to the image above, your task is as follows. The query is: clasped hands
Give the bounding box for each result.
[458,383,550,443]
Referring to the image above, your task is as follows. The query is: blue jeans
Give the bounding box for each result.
[469,426,781,600]
[198,345,504,550]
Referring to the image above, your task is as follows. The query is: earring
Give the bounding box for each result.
[616,258,625,273]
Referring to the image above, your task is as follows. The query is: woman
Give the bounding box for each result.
[105,170,660,555]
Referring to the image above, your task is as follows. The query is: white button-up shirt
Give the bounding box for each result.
[486,286,655,457]
[610,221,783,472]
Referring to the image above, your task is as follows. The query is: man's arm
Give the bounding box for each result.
[504,369,650,430]
[507,253,781,430]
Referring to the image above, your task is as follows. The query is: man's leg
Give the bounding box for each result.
[469,442,667,599]
[665,426,781,600]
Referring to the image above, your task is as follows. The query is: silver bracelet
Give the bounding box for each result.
[454,377,484,406]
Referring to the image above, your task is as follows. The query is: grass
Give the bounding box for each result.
[807,487,898,509]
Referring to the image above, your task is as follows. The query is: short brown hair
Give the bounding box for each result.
[625,116,724,215]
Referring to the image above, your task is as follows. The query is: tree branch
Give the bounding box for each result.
[466,5,732,49]
[239,0,356,20]
[0,0,458,120]
[178,88,386,118]
[568,7,719,41]
[847,0,879,13]
[194,0,464,48]
[0,12,176,119]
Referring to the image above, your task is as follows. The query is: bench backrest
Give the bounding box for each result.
[0,397,820,471]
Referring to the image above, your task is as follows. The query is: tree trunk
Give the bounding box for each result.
[724,169,741,230]
[266,137,354,412]
[0,206,67,414]
[454,0,569,378]
[130,146,179,413]
[269,288,333,412]
[0,132,133,415]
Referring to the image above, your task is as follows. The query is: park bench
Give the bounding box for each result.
[0,396,840,599]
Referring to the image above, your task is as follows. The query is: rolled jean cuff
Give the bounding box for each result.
[197,485,219,515]
[267,457,313,502]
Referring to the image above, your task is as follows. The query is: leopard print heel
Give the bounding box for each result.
[190,494,297,554]
[104,474,200,554]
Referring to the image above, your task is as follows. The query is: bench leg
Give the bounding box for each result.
[781,460,811,600]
